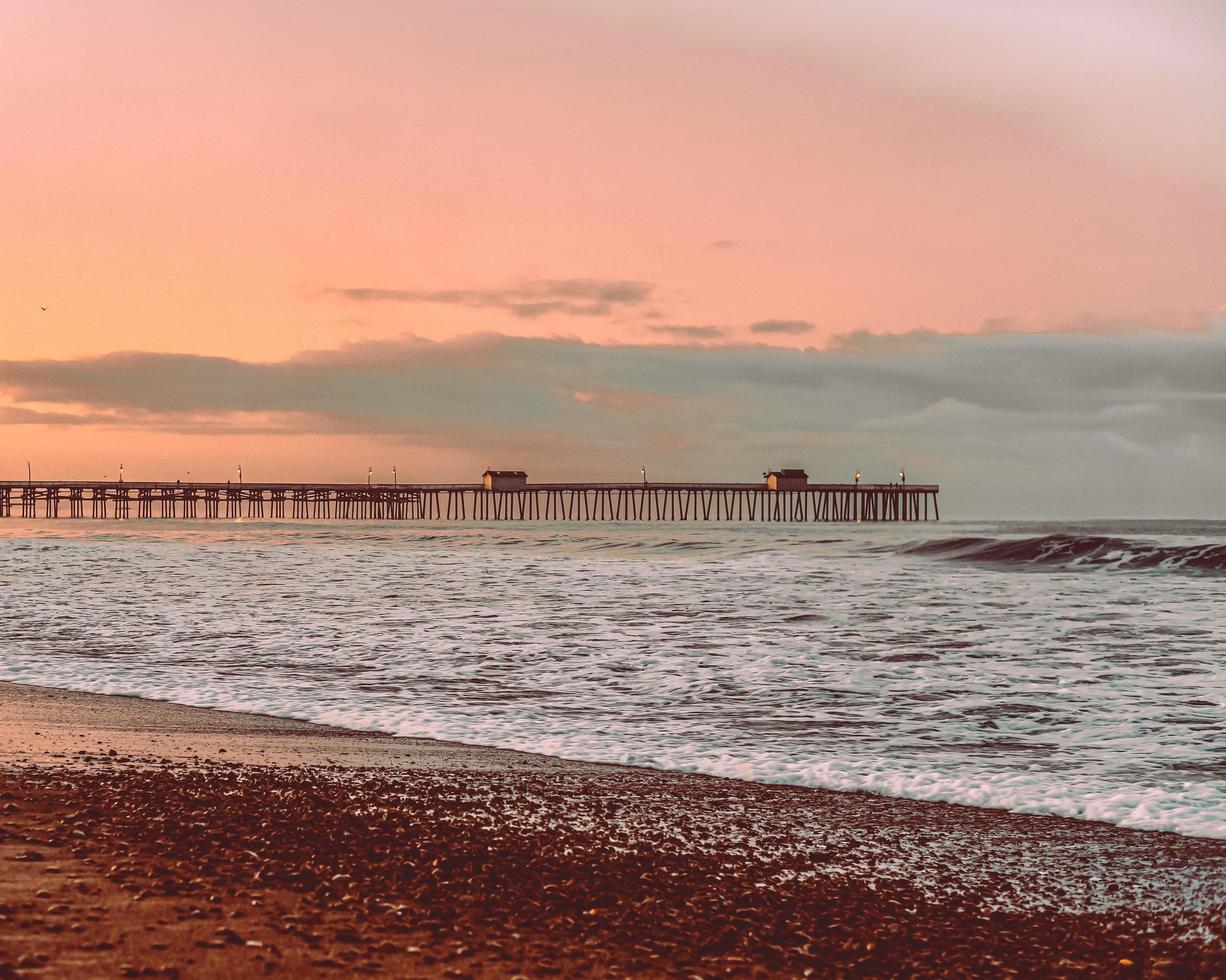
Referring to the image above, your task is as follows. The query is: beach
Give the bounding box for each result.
[2,681,1223,978]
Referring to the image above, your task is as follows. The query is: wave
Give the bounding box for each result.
[3,520,1223,843]
[5,672,1225,840]
[902,534,1226,573]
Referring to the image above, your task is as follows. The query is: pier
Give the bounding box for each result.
[0,480,939,522]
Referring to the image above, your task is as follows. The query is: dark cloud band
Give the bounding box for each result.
[648,324,726,339]
[750,319,815,335]
[1,320,1224,515]
[326,279,655,319]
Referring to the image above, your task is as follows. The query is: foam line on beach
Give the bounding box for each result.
[1,520,1222,843]
[3,680,1226,928]
[3,671,1224,842]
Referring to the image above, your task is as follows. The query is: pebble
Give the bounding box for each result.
[2,757,1223,977]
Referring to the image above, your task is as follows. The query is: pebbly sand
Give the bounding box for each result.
[1,681,1223,978]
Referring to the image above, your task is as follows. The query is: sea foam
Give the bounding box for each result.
[0,519,1223,839]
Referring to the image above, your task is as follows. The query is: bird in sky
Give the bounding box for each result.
[40,306,47,311]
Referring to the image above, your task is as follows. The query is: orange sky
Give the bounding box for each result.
[1,1,1224,513]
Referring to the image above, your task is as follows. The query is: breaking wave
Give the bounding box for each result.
[903,534,1226,573]
[0,519,1223,839]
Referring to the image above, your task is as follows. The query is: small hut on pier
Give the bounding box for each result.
[764,468,808,491]
[482,470,528,490]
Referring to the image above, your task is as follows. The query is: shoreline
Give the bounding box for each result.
[4,677,1221,846]
[2,680,1224,977]
[7,674,1220,844]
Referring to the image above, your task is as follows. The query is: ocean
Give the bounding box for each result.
[1,519,1222,839]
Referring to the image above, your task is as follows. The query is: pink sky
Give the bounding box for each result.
[1,1,1224,513]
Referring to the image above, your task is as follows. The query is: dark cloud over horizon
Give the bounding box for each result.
[1,321,1225,517]
[749,319,815,335]
[648,324,726,340]
[327,279,655,319]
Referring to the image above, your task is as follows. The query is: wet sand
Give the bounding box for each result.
[1,681,1223,978]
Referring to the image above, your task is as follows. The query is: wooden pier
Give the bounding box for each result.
[0,481,939,522]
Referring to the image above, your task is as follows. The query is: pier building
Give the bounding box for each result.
[482,470,529,490]
[765,469,809,491]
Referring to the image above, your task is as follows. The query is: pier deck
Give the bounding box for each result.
[0,481,939,522]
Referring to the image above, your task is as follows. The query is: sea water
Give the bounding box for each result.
[0,519,1222,839]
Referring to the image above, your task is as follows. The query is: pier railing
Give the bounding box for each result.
[0,481,939,522]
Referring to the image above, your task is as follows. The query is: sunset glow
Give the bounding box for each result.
[3,1,1224,514]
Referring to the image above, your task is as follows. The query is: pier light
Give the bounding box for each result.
[854,469,860,485]
[237,464,242,485]
[119,463,124,484]
[641,466,647,485]
[393,466,397,486]
[900,468,906,485]
[368,466,373,487]
[27,461,31,484]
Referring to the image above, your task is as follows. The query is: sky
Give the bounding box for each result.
[2,0,1224,517]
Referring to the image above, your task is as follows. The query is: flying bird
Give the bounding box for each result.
[40,306,47,311]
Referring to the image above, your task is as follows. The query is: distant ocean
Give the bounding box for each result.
[1,519,1222,838]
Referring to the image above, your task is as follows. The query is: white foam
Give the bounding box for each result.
[0,519,1223,839]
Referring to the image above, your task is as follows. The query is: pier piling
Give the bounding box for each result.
[0,480,940,523]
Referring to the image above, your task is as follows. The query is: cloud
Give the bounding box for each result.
[2,317,1226,516]
[570,387,682,413]
[825,329,942,354]
[749,319,815,335]
[709,239,737,250]
[0,406,116,426]
[326,279,655,319]
[648,324,725,340]
[977,312,1209,336]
